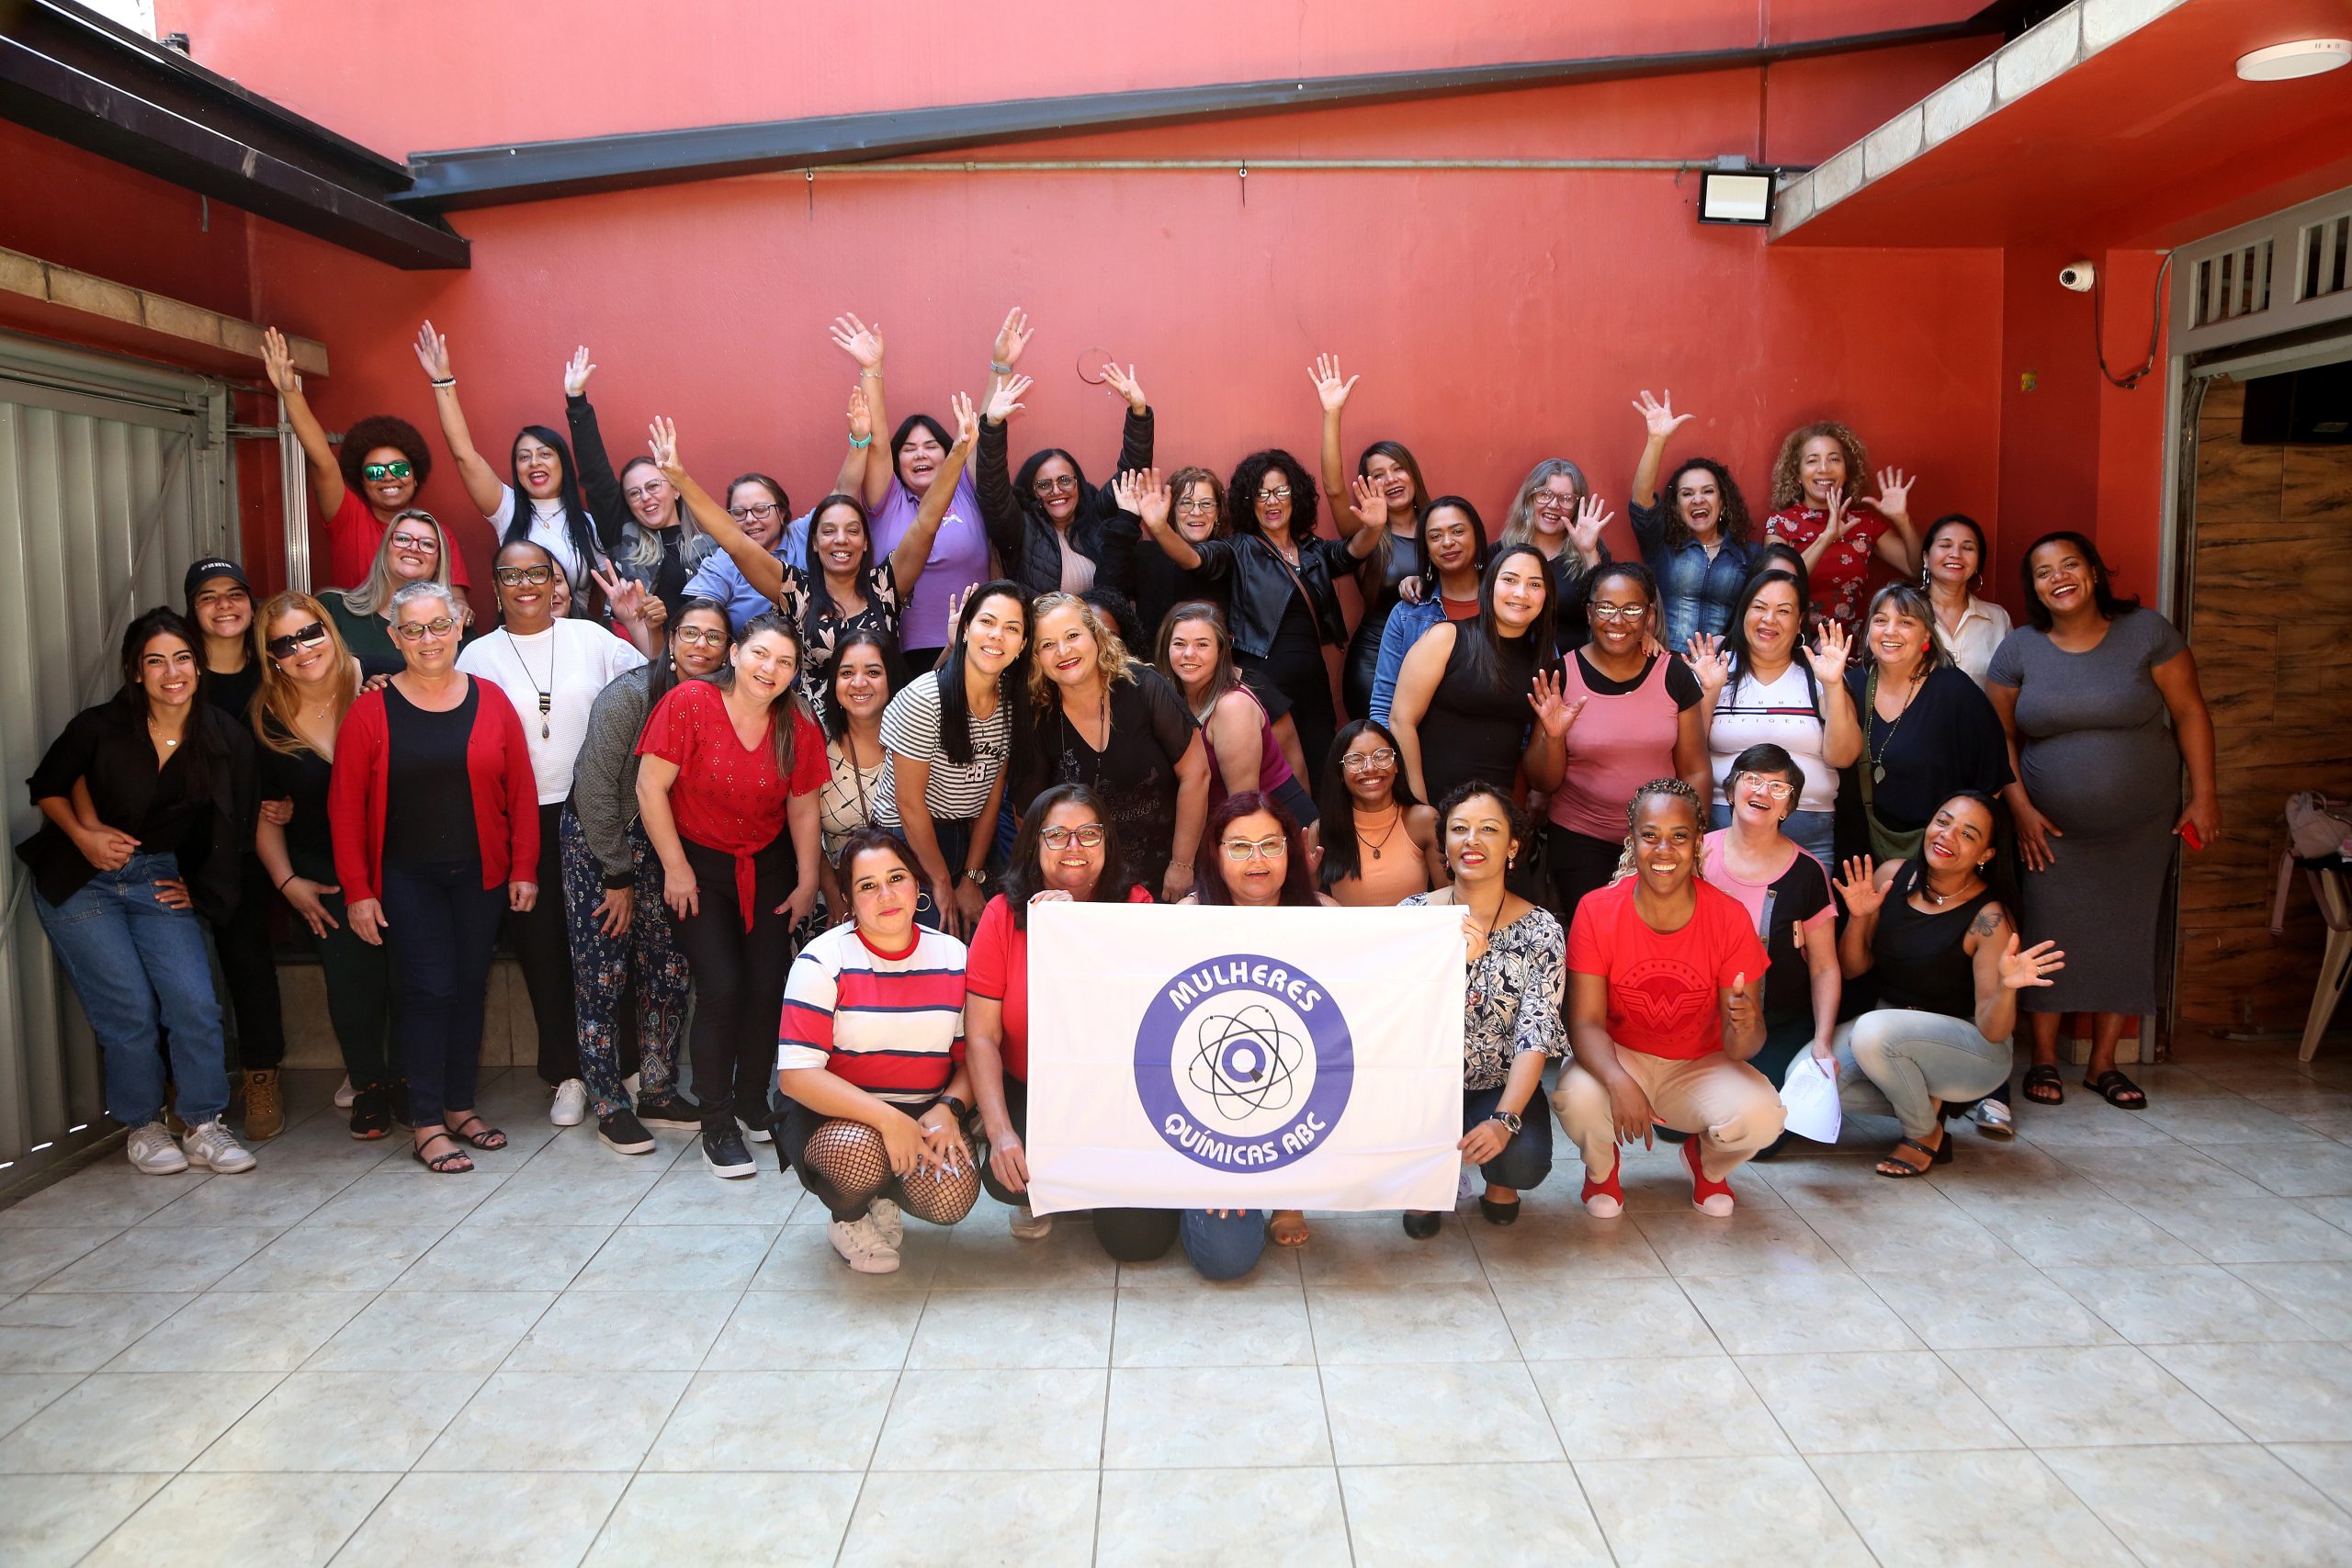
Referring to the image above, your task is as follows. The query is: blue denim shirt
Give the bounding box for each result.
[681,512,811,632]
[1631,498,1752,653]
[1367,597,1446,727]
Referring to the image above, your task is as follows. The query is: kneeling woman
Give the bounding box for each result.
[1555,779,1781,1217]
[1833,793,2063,1176]
[1399,784,1565,1237]
[778,829,981,1274]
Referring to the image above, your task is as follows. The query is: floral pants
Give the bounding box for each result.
[560,807,690,1120]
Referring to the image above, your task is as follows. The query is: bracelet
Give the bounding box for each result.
[861,367,884,378]
[990,360,1013,375]
[276,872,296,891]
[430,377,456,389]
[849,433,871,449]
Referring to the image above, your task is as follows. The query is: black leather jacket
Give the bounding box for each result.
[976,407,1154,598]
[1226,533,1354,659]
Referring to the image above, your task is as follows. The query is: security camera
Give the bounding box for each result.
[2059,262,2097,293]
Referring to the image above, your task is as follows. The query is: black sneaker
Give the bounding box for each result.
[598,1108,656,1155]
[634,1092,700,1129]
[348,1084,392,1142]
[701,1123,755,1179]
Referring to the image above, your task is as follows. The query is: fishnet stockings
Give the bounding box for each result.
[802,1116,980,1226]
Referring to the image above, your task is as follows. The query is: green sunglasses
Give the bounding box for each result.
[361,460,414,482]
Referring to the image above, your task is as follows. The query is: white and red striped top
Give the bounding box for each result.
[776,921,967,1106]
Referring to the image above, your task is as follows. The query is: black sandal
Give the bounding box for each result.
[413,1132,473,1173]
[447,1114,508,1150]
[1875,1134,1952,1179]
[1478,1194,1521,1226]
[2084,1069,2147,1110]
[2022,1065,2065,1105]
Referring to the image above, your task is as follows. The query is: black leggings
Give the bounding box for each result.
[673,834,795,1129]
[780,1097,980,1226]
[1545,824,1625,925]
[503,801,578,1086]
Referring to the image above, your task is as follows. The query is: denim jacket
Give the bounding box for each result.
[1630,498,1753,653]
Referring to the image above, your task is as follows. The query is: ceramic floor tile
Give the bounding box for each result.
[749,1222,949,1290]
[192,1368,478,1471]
[701,1290,922,1372]
[1342,1461,1612,1566]
[0,1170,209,1229]
[306,1290,556,1372]
[1617,1152,1787,1212]
[1094,1466,1351,1568]
[1865,1267,2124,1351]
[138,1172,357,1230]
[1760,1155,1973,1209]
[31,1224,280,1292]
[211,1224,447,1292]
[304,1169,507,1226]
[2268,1443,2352,1512]
[1679,1272,1922,1355]
[0,1292,189,1373]
[1463,1203,1672,1282]
[0,1227,120,1293]
[0,1371,277,1472]
[837,1469,1095,1568]
[332,1471,628,1568]
[80,1470,393,1568]
[583,1472,862,1567]
[1795,1203,2023,1273]
[1967,1200,2205,1268]
[2228,1260,2352,1337]
[1576,1454,1874,1568]
[385,1224,614,1292]
[105,1289,368,1371]
[2128,1193,2352,1264]
[457,1169,658,1229]
[1811,1449,2139,1568]
[872,1368,1106,1471]
[2044,1264,2327,1343]
[2204,1142,2352,1198]
[640,1369,898,1472]
[418,1370,689,1471]
[0,1372,80,1443]
[570,1224,779,1291]
[1529,1355,1792,1460]
[1631,1210,1852,1276]
[1111,1280,1315,1367]
[623,1168,805,1226]
[502,1289,738,1372]
[1942,1345,2245,1447]
[906,1286,1114,1369]
[1305,1280,1519,1364]
[1497,1275,1722,1360]
[1736,1349,2017,1453]
[2147,1340,2352,1443]
[1114,1226,1303,1287]
[932,1222,1122,1291]
[2041,1443,2352,1568]
[1321,1360,1564,1464]
[2143,1098,2328,1145]
[0,1472,171,1568]
[1102,1363,1329,1467]
[1293,1212,1486,1285]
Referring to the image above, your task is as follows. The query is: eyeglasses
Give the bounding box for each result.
[1341,748,1398,771]
[1589,604,1648,623]
[393,616,458,641]
[388,532,438,553]
[1738,778,1795,799]
[1039,824,1106,850]
[673,627,729,649]
[1532,493,1579,513]
[1257,488,1293,504]
[622,482,670,502]
[1033,475,1079,495]
[729,502,780,523]
[1221,836,1288,862]
[494,565,554,587]
[266,621,330,660]
[361,461,413,482]
[1175,498,1219,513]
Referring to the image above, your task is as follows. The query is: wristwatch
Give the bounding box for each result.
[962,867,987,886]
[1489,1110,1523,1135]
[937,1095,970,1122]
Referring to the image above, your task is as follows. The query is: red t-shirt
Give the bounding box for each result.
[323,489,473,591]
[964,886,1153,1082]
[1566,878,1767,1061]
[638,678,828,927]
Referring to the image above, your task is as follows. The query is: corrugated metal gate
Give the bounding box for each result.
[0,332,233,1183]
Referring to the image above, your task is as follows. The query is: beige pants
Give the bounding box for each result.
[1553,1049,1787,1183]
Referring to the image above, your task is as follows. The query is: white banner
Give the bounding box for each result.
[1024,901,1465,1215]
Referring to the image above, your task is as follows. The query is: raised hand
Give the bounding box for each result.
[846,384,873,445]
[1527,670,1587,742]
[1307,352,1358,413]
[1804,619,1851,682]
[260,327,301,396]
[1131,468,1170,531]
[1100,361,1147,412]
[1684,633,1731,697]
[563,345,595,399]
[646,416,680,474]
[1997,934,2065,990]
[1346,472,1388,532]
[1821,489,1852,540]
[413,321,453,382]
[946,389,979,450]
[1835,855,1884,917]
[829,312,885,371]
[592,564,646,626]
[984,373,1033,426]
[990,306,1033,370]
[1568,494,1612,557]
[1864,467,1915,523]
[1632,389,1694,440]
[1724,970,1759,1035]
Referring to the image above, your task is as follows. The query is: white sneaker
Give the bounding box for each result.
[1009,1203,1054,1240]
[333,1076,356,1110]
[181,1120,255,1174]
[127,1122,188,1175]
[739,1112,774,1145]
[1969,1100,2016,1139]
[549,1078,588,1126]
[868,1198,904,1249]
[828,1214,900,1274]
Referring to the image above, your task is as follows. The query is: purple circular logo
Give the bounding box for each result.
[1133,951,1353,1171]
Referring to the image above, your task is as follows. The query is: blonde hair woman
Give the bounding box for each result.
[330,507,463,661]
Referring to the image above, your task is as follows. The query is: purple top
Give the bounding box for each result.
[869,468,986,653]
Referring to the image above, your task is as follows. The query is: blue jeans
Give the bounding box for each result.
[379,857,504,1129]
[1465,1079,1553,1191]
[1708,803,1835,870]
[33,852,229,1129]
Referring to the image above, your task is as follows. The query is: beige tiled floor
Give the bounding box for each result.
[9,1049,2352,1565]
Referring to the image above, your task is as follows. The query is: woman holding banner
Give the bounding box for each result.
[1398,783,1565,1236]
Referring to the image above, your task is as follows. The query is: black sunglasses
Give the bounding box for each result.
[266,621,330,660]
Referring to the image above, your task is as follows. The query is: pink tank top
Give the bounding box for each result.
[1200,684,1295,810]
[1549,651,1685,841]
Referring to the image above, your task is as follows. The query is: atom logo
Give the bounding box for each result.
[1185,1004,1304,1119]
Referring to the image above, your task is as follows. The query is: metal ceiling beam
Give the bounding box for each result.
[400,16,1998,212]
[0,0,469,270]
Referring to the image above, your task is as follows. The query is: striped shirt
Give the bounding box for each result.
[873,670,1012,829]
[776,921,968,1105]
[1706,662,1837,814]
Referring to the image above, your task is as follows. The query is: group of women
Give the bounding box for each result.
[15,315,2219,1280]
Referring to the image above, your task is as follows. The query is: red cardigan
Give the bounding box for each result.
[329,676,539,904]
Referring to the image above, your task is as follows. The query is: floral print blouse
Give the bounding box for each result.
[1403,895,1567,1090]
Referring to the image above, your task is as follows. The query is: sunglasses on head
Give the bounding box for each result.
[361,461,413,482]
[266,621,330,660]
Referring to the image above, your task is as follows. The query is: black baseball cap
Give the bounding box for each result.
[183,558,250,608]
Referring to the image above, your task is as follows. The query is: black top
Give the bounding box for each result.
[15,697,257,919]
[204,660,262,724]
[1421,627,1541,807]
[1012,666,1198,892]
[1871,858,1994,1018]
[976,408,1157,597]
[1353,534,1423,649]
[1749,847,1837,1020]
[1544,544,1611,655]
[1225,534,1354,658]
[1841,664,2014,833]
[567,391,684,612]
[257,657,400,858]
[1096,512,1234,640]
[1574,649,1704,706]
[381,682,481,864]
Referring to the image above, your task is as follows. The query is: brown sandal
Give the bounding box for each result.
[1875,1133,1952,1179]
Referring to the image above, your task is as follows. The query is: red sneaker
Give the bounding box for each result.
[1682,1135,1736,1215]
[1580,1162,1624,1219]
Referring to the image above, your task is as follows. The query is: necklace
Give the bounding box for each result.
[1355,805,1401,861]
[1864,665,1926,784]
[505,629,555,739]
[149,721,181,749]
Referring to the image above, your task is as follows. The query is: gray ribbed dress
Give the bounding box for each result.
[1985,609,2186,1016]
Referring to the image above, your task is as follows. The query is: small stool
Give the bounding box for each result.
[2298,858,2352,1061]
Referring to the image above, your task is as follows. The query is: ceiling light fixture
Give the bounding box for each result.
[2235,39,2351,82]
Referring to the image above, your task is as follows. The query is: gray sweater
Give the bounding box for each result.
[571,664,684,886]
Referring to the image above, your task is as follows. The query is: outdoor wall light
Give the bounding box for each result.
[2235,39,2350,81]
[1697,163,1776,226]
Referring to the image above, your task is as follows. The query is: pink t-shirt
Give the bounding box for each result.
[1548,651,1691,841]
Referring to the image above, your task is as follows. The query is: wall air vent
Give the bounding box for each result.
[2301,211,2352,304]
[2192,240,2272,329]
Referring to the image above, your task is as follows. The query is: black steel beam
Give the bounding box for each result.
[0,0,468,270]
[401,17,1997,211]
